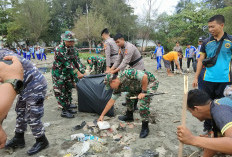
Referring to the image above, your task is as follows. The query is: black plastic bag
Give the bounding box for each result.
[76,74,114,117]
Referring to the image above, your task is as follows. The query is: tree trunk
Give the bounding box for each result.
[88,39,92,53]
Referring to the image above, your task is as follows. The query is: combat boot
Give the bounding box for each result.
[118,110,134,122]
[5,132,25,149]
[67,104,77,114]
[67,108,77,114]
[69,104,77,109]
[61,109,74,118]
[27,135,49,155]
[139,121,149,138]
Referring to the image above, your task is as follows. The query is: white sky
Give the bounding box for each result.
[127,0,180,17]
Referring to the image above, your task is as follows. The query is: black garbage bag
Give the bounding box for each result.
[76,74,114,117]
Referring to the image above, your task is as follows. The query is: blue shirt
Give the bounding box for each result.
[29,47,34,53]
[185,46,196,58]
[154,46,164,57]
[41,48,44,53]
[200,33,232,82]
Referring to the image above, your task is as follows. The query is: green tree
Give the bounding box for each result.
[15,0,50,44]
[72,11,108,51]
[45,0,92,43]
[91,0,137,38]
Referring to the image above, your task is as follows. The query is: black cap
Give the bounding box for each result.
[101,28,109,36]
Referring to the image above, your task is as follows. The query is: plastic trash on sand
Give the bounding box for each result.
[66,141,90,157]
[70,133,85,141]
[97,121,110,130]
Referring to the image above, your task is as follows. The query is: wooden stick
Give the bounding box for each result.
[178,75,188,157]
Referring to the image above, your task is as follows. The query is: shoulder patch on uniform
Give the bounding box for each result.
[225,43,231,49]
[119,49,121,54]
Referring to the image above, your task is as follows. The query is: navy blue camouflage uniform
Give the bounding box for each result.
[0,48,47,138]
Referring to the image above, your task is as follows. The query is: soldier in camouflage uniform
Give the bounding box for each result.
[52,31,86,118]
[98,69,159,138]
[87,56,106,74]
[0,49,49,155]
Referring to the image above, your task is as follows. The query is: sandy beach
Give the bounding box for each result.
[0,54,229,157]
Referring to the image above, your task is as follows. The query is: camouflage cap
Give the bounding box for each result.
[104,73,115,90]
[63,31,76,41]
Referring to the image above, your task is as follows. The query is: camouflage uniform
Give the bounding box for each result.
[0,48,47,138]
[52,42,86,109]
[87,56,106,74]
[105,69,159,121]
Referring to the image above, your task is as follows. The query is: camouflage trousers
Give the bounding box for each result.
[125,93,151,122]
[52,73,74,109]
[15,85,47,138]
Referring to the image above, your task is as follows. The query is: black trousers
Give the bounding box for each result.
[187,58,193,69]
[202,81,232,132]
[171,58,182,71]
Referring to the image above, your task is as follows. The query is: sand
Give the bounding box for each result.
[0,55,229,157]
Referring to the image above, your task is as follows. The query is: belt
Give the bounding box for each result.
[129,56,142,67]
[110,53,118,57]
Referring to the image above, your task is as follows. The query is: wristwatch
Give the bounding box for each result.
[4,79,24,94]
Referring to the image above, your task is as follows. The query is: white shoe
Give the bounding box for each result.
[187,69,189,72]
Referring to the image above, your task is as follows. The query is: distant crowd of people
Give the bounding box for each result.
[15,46,47,61]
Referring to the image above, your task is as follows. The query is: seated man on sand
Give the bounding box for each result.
[162,51,182,76]
[177,89,232,157]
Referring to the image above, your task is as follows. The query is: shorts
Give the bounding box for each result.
[163,58,171,69]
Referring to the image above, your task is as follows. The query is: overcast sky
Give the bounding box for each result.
[127,0,180,17]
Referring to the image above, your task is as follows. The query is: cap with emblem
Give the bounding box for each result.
[104,73,116,90]
[63,31,76,41]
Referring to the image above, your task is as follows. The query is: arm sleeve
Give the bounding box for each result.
[193,46,197,54]
[162,46,164,55]
[154,47,157,54]
[112,52,123,68]
[185,49,188,58]
[105,42,111,67]
[117,48,134,70]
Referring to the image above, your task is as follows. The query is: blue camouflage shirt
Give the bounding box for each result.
[0,48,47,100]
